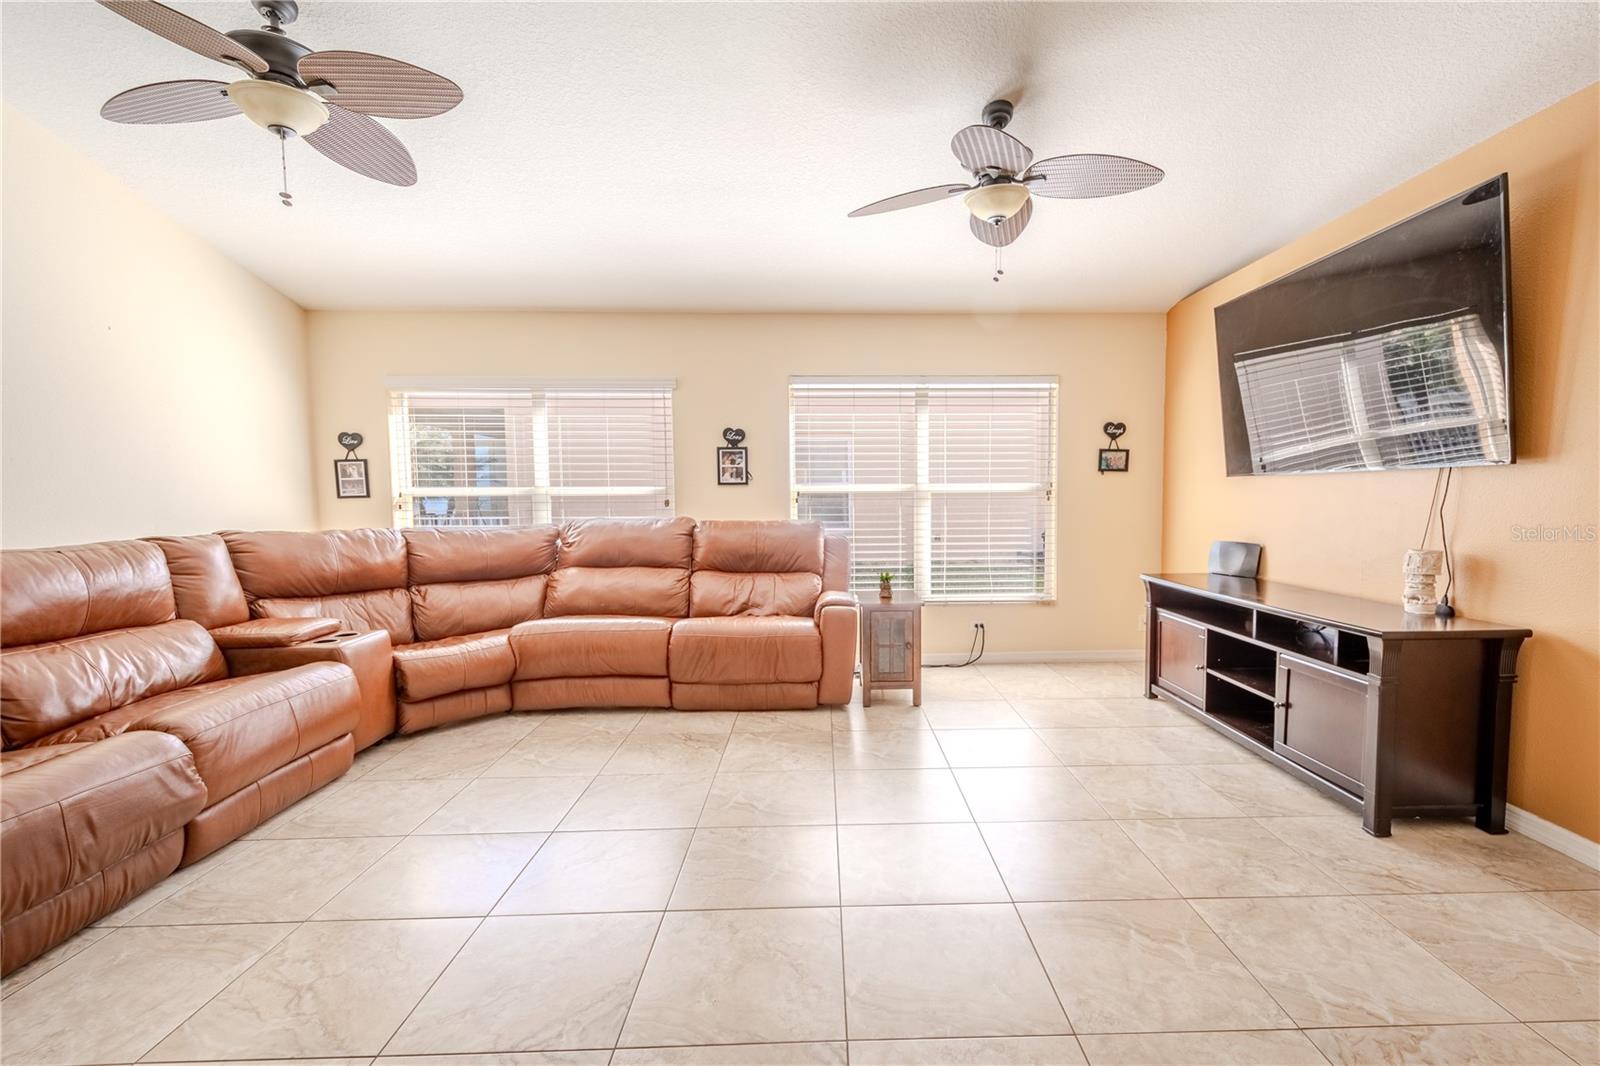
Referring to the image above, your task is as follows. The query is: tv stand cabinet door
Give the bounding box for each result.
[1274,652,1367,796]
[1155,612,1207,706]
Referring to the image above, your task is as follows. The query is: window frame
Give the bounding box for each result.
[387,378,676,529]
[789,376,1058,604]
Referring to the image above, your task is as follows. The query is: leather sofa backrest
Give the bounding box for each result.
[545,517,694,618]
[689,520,825,617]
[0,541,175,648]
[1,621,226,748]
[222,529,414,645]
[0,541,226,748]
[147,534,250,629]
[403,527,559,641]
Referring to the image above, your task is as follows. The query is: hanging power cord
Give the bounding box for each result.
[927,623,985,669]
[1436,467,1456,617]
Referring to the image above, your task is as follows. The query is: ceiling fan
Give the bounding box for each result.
[96,0,462,203]
[848,99,1163,274]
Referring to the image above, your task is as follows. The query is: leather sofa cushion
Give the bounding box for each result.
[690,571,823,617]
[404,527,559,584]
[410,576,547,642]
[393,631,516,702]
[668,616,822,684]
[0,541,174,648]
[124,663,358,806]
[1,732,205,923]
[147,534,249,629]
[223,529,407,598]
[0,620,227,748]
[510,617,672,679]
[558,517,694,569]
[544,567,688,619]
[693,521,824,573]
[255,588,413,646]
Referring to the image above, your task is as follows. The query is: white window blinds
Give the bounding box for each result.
[790,377,1058,603]
[1234,311,1510,473]
[388,382,675,528]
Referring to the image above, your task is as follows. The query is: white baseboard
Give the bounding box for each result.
[922,650,1143,666]
[1506,804,1600,870]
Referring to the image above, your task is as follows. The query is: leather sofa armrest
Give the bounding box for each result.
[209,617,342,649]
[815,592,858,705]
[222,629,397,751]
[814,589,858,623]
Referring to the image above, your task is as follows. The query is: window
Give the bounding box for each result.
[1234,311,1510,473]
[388,381,674,528]
[790,377,1058,602]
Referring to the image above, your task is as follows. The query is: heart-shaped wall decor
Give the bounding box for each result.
[722,427,746,446]
[337,431,364,451]
[1102,422,1126,441]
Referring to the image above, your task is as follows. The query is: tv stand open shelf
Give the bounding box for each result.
[1141,573,1531,836]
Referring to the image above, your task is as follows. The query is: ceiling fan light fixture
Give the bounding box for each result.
[226,78,329,136]
[963,182,1030,223]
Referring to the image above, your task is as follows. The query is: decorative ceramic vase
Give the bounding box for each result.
[1402,549,1444,614]
[879,579,893,601]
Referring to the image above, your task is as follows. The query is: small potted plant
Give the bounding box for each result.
[878,570,894,600]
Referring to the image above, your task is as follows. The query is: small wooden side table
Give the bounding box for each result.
[859,593,922,706]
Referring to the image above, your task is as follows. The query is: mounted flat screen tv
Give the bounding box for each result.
[1216,175,1512,476]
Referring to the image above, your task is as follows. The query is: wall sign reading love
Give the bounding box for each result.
[717,427,749,485]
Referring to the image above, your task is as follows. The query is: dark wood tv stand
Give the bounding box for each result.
[1141,573,1531,836]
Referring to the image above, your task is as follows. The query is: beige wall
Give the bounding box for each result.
[308,311,1167,655]
[1,106,314,547]
[1162,85,1599,842]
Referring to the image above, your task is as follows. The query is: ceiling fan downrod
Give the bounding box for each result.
[277,127,293,206]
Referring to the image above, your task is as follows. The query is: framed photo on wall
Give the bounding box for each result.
[717,447,749,485]
[335,458,370,498]
[1097,448,1129,473]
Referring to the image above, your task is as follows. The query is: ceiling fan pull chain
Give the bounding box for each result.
[278,128,293,207]
[993,247,1005,282]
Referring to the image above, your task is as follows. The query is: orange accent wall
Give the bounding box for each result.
[1161,84,1599,843]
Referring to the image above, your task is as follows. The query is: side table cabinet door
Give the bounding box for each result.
[871,610,914,682]
[1155,613,1207,706]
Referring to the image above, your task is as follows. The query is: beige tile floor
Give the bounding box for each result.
[3,659,1597,1066]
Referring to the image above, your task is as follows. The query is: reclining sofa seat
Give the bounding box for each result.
[395,526,560,732]
[671,520,857,709]
[508,516,694,711]
[0,540,362,973]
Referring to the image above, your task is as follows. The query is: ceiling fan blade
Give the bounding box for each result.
[304,104,418,187]
[1026,153,1164,199]
[96,0,267,74]
[969,197,1032,247]
[951,124,1033,176]
[848,183,972,218]
[299,50,463,119]
[100,79,238,124]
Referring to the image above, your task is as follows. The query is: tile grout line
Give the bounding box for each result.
[941,688,1086,1059]
[832,705,851,1063]
[372,716,562,1059]
[605,712,734,1053]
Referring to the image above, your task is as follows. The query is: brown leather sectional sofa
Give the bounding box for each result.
[0,518,855,975]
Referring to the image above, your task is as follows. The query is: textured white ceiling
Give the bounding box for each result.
[3,2,1596,312]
